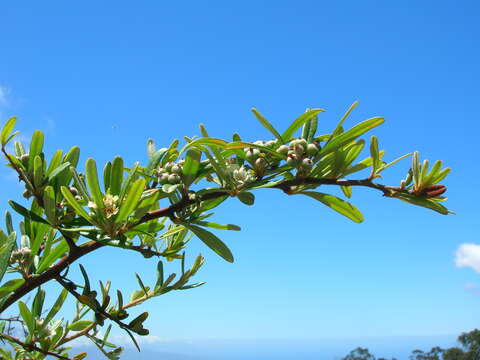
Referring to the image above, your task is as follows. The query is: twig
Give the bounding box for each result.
[0,332,71,360]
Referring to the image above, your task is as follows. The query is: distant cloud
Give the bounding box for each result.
[455,243,480,273]
[0,85,9,106]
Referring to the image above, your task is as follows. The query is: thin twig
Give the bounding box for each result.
[0,332,71,360]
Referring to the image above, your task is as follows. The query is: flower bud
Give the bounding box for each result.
[294,144,305,157]
[69,186,79,196]
[276,145,289,155]
[159,174,170,185]
[306,143,319,157]
[168,173,181,184]
[171,164,182,174]
[286,155,297,167]
[255,157,267,169]
[301,158,313,169]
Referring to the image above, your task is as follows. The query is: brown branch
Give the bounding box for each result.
[0,176,406,316]
[0,241,105,314]
[0,332,71,360]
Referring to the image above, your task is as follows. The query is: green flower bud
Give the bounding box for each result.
[301,158,313,169]
[276,145,289,155]
[306,143,319,157]
[294,144,305,157]
[171,164,182,174]
[245,148,260,162]
[286,155,297,167]
[255,157,267,170]
[159,174,170,185]
[168,173,181,184]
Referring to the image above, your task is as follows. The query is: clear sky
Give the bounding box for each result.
[0,0,479,351]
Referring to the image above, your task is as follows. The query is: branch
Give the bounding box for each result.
[0,332,71,360]
[0,241,105,314]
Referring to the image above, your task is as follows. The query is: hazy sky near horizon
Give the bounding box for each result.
[0,0,479,345]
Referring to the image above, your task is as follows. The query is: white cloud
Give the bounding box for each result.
[455,243,480,273]
[0,86,9,106]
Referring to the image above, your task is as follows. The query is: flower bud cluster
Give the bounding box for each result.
[10,247,32,266]
[244,140,278,176]
[281,138,320,176]
[156,160,184,185]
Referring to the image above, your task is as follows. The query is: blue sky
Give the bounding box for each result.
[0,0,479,353]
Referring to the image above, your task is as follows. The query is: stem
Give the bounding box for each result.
[0,332,71,360]
[0,176,408,315]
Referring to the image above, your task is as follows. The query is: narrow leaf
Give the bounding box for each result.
[251,108,283,142]
[183,149,201,188]
[320,117,385,157]
[61,186,92,222]
[110,156,124,196]
[185,224,234,262]
[299,191,364,223]
[1,117,17,146]
[282,109,325,142]
[116,178,146,223]
[86,158,104,208]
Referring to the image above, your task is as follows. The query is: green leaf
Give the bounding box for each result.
[431,167,451,184]
[135,273,149,297]
[36,238,69,273]
[1,117,17,146]
[110,156,124,196]
[86,158,104,209]
[28,130,44,170]
[61,186,92,222]
[47,161,71,182]
[43,186,57,225]
[119,162,139,203]
[341,186,352,198]
[56,146,80,186]
[320,117,385,157]
[44,288,68,323]
[377,153,412,174]
[282,109,325,142]
[9,201,50,225]
[307,114,318,142]
[147,148,168,171]
[369,136,380,173]
[46,150,63,175]
[103,161,112,193]
[70,166,91,201]
[18,301,35,334]
[33,155,44,188]
[183,149,201,188]
[116,178,146,223]
[31,287,46,318]
[192,221,241,231]
[299,191,364,223]
[0,278,24,298]
[330,101,359,139]
[185,224,234,262]
[251,108,283,143]
[68,320,93,332]
[395,193,451,215]
[0,231,16,283]
[5,211,13,235]
[238,192,255,206]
